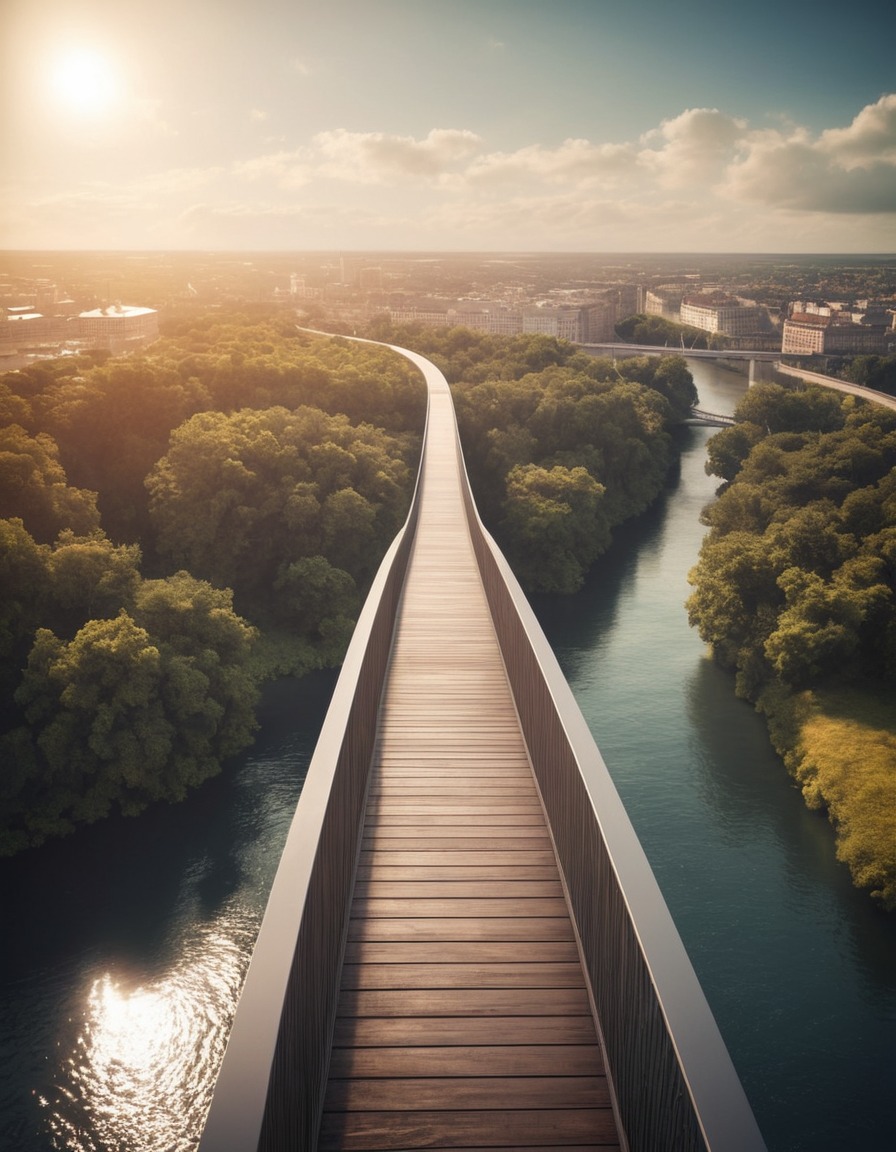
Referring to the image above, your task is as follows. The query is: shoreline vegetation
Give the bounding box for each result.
[686,381,896,910]
[0,313,692,854]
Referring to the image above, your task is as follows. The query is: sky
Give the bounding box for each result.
[2,0,895,253]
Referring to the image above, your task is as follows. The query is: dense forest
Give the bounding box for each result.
[687,382,896,909]
[0,314,425,853]
[1,313,695,853]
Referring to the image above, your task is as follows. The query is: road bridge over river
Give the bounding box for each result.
[198,341,766,1152]
[580,341,780,362]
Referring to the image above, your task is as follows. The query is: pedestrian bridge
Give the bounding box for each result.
[198,342,765,1152]
[686,407,736,427]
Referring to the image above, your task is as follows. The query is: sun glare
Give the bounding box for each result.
[49,46,121,116]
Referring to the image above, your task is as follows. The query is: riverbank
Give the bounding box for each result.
[759,679,896,910]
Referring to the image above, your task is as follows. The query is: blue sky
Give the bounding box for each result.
[3,0,895,251]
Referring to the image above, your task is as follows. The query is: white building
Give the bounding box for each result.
[782,301,894,355]
[781,315,827,355]
[78,305,159,350]
[679,294,760,337]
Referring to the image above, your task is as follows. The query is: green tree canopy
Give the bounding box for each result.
[0,425,99,542]
[500,464,608,594]
[146,404,415,624]
[1,574,258,854]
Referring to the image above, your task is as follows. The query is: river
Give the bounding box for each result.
[1,357,894,1150]
[531,358,896,1152]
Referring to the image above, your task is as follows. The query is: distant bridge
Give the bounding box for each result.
[198,339,766,1152]
[686,408,736,427]
[580,341,780,362]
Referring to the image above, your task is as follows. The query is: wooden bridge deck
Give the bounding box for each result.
[318,385,622,1150]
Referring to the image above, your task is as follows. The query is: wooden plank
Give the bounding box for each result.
[341,941,580,965]
[360,837,553,854]
[367,812,547,825]
[356,850,558,867]
[346,917,576,943]
[352,897,570,918]
[324,1076,609,1111]
[355,863,560,881]
[340,962,588,990]
[335,987,592,1018]
[351,880,565,899]
[361,806,545,818]
[369,783,536,795]
[332,1015,599,1048]
[317,1108,620,1150]
[328,1045,605,1078]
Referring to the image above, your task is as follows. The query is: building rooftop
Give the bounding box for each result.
[79,305,157,319]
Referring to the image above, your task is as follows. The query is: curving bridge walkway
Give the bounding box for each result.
[198,341,766,1152]
[318,364,619,1149]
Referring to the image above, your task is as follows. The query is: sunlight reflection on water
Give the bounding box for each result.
[45,909,256,1152]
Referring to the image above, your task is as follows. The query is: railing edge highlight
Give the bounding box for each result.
[452,429,767,1152]
[197,375,430,1152]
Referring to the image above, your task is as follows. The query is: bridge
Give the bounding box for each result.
[686,407,736,427]
[198,342,766,1152]
[580,341,780,363]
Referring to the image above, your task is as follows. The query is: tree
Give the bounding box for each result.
[146,404,414,620]
[687,530,783,680]
[0,519,50,705]
[1,574,259,852]
[650,356,700,420]
[705,422,765,483]
[734,383,844,435]
[500,464,608,594]
[842,354,896,397]
[764,569,862,687]
[45,532,142,638]
[0,425,100,542]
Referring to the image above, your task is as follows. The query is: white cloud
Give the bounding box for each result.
[313,128,484,183]
[233,149,312,189]
[721,95,896,214]
[818,94,896,168]
[639,107,748,187]
[463,139,638,189]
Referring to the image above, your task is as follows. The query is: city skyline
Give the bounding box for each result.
[3,0,895,253]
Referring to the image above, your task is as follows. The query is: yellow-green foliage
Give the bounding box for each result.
[761,683,896,910]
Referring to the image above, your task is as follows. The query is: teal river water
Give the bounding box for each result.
[1,357,894,1150]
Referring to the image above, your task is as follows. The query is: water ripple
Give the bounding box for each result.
[42,907,257,1152]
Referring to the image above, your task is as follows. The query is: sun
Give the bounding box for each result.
[49,46,121,116]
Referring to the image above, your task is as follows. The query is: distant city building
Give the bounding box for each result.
[1,300,159,359]
[644,287,684,320]
[579,299,618,342]
[1,311,61,345]
[782,299,894,355]
[78,304,159,350]
[781,315,828,355]
[679,294,760,337]
[387,299,616,343]
[285,274,316,300]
